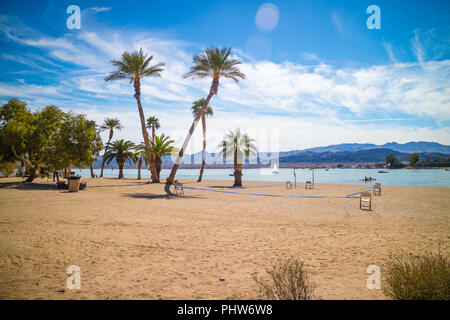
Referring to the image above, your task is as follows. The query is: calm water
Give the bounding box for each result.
[75,168,450,188]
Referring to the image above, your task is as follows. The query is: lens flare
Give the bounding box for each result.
[255,3,279,32]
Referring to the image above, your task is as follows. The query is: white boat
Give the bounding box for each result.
[272,163,279,174]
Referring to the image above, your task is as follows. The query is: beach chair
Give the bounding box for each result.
[373,183,381,196]
[286,181,293,189]
[360,192,372,210]
[305,181,312,189]
[174,182,184,196]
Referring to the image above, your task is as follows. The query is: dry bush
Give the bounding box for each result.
[252,257,315,300]
[383,250,450,300]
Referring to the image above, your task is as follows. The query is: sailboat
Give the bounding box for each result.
[272,163,279,174]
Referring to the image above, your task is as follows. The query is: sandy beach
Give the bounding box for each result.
[0,177,449,300]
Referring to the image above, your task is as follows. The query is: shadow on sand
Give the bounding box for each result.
[0,181,58,191]
[123,192,205,200]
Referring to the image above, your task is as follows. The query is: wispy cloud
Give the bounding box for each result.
[382,42,397,64]
[90,7,111,13]
[331,11,345,36]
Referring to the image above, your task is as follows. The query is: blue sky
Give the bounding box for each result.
[0,0,449,152]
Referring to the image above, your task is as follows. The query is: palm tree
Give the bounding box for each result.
[191,98,213,182]
[150,134,178,181]
[105,48,164,183]
[219,129,257,187]
[134,143,149,180]
[146,116,160,141]
[166,47,245,189]
[99,118,123,177]
[103,139,136,179]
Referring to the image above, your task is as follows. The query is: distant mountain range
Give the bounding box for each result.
[281,141,450,155]
[89,141,450,168]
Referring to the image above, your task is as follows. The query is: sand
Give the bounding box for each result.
[0,176,449,300]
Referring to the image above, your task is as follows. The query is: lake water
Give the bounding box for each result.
[75,168,450,188]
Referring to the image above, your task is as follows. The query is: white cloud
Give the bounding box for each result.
[90,7,111,13]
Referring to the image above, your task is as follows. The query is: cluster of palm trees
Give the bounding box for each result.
[104,46,256,188]
[98,116,177,180]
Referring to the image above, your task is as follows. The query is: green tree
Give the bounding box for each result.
[146,116,160,141]
[219,129,257,187]
[134,143,149,180]
[58,113,103,172]
[166,47,245,189]
[386,154,404,169]
[191,98,214,182]
[408,153,420,167]
[105,48,165,183]
[103,140,136,179]
[0,99,65,182]
[99,118,123,177]
[150,134,178,181]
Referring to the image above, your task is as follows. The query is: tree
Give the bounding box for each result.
[386,154,404,169]
[103,140,136,179]
[191,98,213,182]
[99,118,123,177]
[408,153,420,167]
[166,47,245,189]
[105,48,165,183]
[58,113,103,174]
[146,116,160,141]
[219,129,257,187]
[150,134,178,181]
[134,143,149,180]
[0,99,65,182]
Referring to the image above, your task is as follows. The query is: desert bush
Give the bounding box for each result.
[383,250,450,300]
[252,257,315,300]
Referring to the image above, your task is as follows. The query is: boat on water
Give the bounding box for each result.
[272,163,279,174]
[378,170,389,173]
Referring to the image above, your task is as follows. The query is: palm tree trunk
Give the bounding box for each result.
[152,125,155,141]
[197,112,207,182]
[90,164,95,178]
[137,158,142,180]
[100,130,113,177]
[233,149,243,187]
[155,157,162,180]
[118,159,125,179]
[134,79,159,183]
[166,91,215,189]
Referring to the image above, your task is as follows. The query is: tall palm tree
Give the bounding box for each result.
[134,143,149,180]
[99,117,123,177]
[219,129,257,187]
[191,98,213,182]
[166,47,245,189]
[146,116,160,141]
[105,48,164,183]
[150,134,178,181]
[103,139,136,179]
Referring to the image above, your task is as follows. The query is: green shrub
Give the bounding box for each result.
[0,161,16,177]
[383,251,450,300]
[252,257,315,300]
